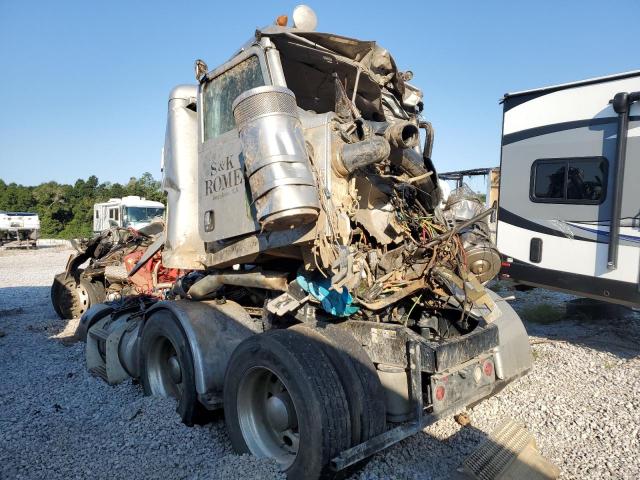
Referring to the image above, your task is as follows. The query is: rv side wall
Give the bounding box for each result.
[497,73,640,307]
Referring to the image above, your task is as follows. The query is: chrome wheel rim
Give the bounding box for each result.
[74,283,90,316]
[146,336,183,399]
[60,279,90,318]
[237,367,300,469]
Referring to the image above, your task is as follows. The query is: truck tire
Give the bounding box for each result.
[223,329,351,480]
[139,311,208,426]
[51,273,66,318]
[51,273,105,320]
[290,324,386,446]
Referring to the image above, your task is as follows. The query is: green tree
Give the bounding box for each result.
[0,173,165,239]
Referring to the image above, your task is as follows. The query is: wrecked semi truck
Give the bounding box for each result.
[76,7,532,479]
[51,221,174,319]
[50,197,166,319]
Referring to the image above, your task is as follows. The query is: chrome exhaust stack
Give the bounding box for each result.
[232,86,320,231]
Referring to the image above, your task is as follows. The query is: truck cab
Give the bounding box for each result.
[93,196,165,233]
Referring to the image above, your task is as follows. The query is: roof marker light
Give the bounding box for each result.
[292,5,318,31]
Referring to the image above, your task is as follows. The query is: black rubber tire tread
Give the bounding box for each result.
[290,324,364,446]
[290,323,386,445]
[223,329,351,480]
[50,273,66,319]
[316,324,386,441]
[140,310,209,426]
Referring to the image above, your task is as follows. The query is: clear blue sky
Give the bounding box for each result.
[1,0,638,186]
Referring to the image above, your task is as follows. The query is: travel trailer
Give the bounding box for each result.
[93,196,164,233]
[497,71,640,308]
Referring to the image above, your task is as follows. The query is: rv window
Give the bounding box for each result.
[566,159,608,201]
[95,210,99,219]
[531,157,607,204]
[533,161,565,200]
[202,55,265,141]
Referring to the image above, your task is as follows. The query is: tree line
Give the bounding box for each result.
[0,173,165,239]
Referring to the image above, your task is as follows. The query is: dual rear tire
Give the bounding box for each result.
[223,327,385,479]
[138,314,385,479]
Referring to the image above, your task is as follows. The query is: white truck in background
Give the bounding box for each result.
[0,211,40,248]
[93,196,165,233]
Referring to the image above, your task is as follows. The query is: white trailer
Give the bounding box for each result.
[0,211,40,248]
[93,196,165,233]
[497,71,640,308]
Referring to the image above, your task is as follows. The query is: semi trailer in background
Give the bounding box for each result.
[0,211,40,248]
[59,6,541,479]
[497,71,640,308]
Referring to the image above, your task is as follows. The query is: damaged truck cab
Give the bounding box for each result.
[79,8,531,479]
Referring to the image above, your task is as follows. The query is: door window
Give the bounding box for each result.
[202,55,265,141]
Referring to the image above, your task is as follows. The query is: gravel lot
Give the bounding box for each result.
[1,247,638,479]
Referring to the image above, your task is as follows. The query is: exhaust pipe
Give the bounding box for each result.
[188,270,289,299]
[385,121,419,149]
[334,136,391,176]
[333,120,419,176]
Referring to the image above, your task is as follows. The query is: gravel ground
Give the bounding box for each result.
[0,248,638,479]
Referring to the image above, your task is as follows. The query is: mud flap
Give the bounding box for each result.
[455,419,559,480]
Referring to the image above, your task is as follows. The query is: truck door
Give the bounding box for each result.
[197,47,271,242]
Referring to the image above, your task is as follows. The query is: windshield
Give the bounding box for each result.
[123,207,165,224]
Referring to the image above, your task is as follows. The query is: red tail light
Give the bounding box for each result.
[483,360,494,377]
[435,385,445,401]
